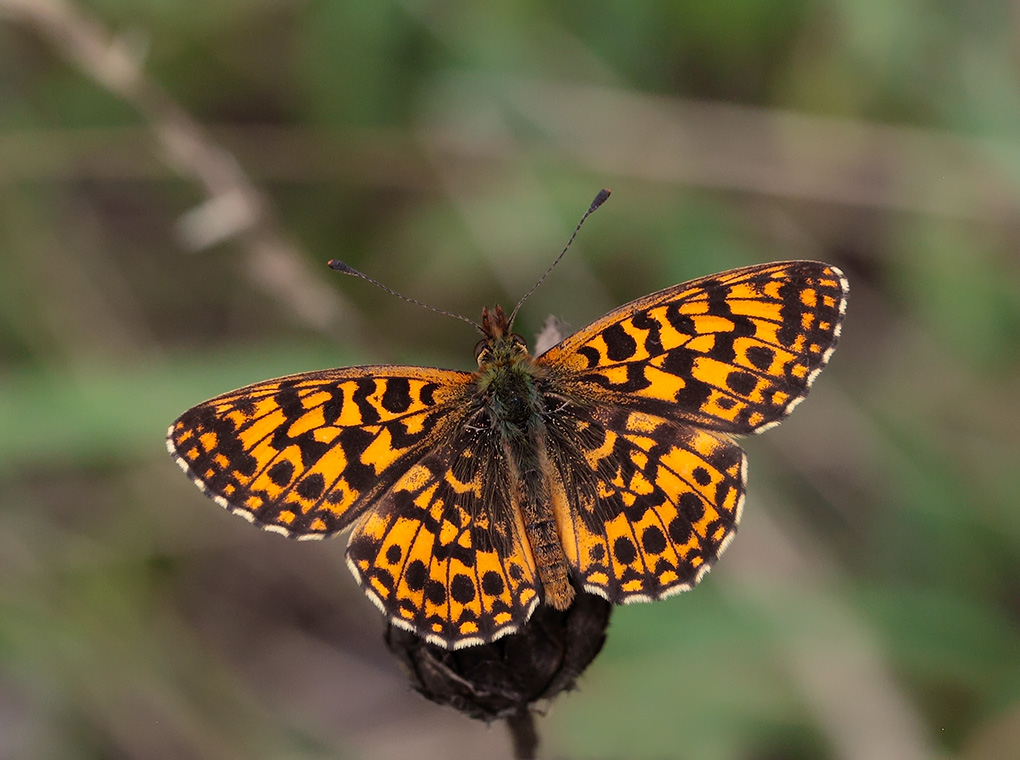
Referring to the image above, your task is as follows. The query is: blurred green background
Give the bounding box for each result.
[2,1,1019,759]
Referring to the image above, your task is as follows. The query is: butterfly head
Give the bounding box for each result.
[475,305,530,369]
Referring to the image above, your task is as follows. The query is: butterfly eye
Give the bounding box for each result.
[474,339,491,365]
[511,334,528,352]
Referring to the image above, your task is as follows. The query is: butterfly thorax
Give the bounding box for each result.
[474,305,576,611]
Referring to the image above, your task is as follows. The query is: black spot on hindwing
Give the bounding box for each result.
[268,460,294,487]
[613,536,637,565]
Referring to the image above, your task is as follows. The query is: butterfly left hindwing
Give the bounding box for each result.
[346,424,541,648]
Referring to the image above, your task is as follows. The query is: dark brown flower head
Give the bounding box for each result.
[385,585,611,722]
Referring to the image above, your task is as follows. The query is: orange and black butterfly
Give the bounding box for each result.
[168,194,848,649]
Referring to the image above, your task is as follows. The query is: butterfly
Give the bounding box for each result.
[168,238,847,650]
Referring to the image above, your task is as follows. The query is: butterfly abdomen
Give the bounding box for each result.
[496,416,576,612]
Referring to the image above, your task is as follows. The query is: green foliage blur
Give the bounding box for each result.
[2,2,1018,759]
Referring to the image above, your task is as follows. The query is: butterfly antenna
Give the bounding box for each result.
[508,188,611,326]
[328,260,482,332]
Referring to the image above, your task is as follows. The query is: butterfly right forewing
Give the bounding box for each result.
[539,261,848,434]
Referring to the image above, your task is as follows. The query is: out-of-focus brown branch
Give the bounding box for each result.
[495,77,1020,223]
[4,79,1019,228]
[0,0,361,335]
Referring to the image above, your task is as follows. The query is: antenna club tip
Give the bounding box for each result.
[590,188,611,211]
[328,259,355,273]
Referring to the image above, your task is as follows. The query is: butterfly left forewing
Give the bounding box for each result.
[167,366,475,538]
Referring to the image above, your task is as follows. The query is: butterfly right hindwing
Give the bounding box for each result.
[545,400,746,603]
